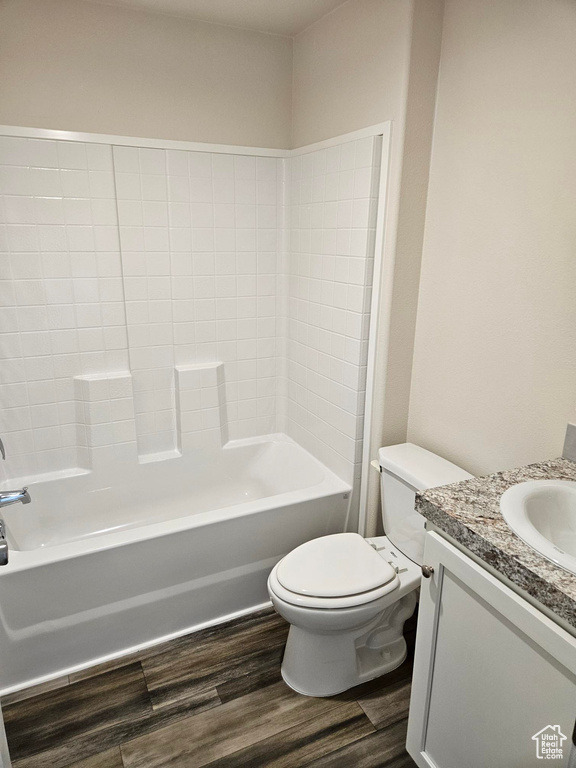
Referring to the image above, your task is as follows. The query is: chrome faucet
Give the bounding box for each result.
[0,520,8,566]
[0,488,31,508]
[0,439,32,564]
[0,489,30,566]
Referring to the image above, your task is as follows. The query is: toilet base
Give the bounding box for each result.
[281,640,408,698]
[279,591,417,697]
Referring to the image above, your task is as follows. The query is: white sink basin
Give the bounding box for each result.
[500,480,576,576]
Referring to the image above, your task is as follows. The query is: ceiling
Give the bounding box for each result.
[82,0,350,36]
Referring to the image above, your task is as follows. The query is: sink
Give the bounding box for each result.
[500,480,576,576]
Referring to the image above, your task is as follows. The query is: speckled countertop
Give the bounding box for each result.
[416,458,576,630]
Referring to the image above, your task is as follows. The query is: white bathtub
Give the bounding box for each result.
[0,435,350,694]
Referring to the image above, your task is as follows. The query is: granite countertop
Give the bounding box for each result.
[416,457,576,630]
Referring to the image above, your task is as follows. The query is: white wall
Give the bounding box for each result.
[0,127,378,492]
[280,136,382,487]
[0,0,293,149]
[112,146,282,456]
[408,0,576,475]
[0,134,283,479]
[0,136,127,479]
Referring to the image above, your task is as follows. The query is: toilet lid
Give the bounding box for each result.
[276,533,397,597]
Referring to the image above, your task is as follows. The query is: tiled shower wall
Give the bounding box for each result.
[0,132,380,486]
[113,146,280,457]
[279,137,381,485]
[0,137,281,478]
[0,138,128,479]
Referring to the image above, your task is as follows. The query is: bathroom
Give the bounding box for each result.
[0,0,575,765]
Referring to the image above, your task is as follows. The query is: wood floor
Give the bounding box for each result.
[2,608,418,768]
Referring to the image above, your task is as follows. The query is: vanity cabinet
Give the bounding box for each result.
[407,532,576,768]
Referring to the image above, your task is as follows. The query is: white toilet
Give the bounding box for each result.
[267,443,473,697]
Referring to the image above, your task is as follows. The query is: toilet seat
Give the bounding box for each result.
[269,533,400,609]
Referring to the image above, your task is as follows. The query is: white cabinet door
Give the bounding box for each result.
[407,532,576,768]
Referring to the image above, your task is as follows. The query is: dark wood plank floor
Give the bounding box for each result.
[2,607,418,768]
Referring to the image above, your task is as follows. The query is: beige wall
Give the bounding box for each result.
[0,0,293,148]
[408,0,576,476]
[363,0,444,534]
[377,0,445,445]
[291,0,412,148]
[291,0,445,533]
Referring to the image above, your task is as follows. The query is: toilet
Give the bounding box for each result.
[267,443,473,697]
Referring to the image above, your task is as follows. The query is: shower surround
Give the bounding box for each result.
[0,127,384,690]
[0,131,381,491]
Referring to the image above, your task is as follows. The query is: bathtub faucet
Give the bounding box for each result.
[0,487,31,508]
[0,489,29,566]
[0,520,7,566]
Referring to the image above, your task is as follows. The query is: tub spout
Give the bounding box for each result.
[0,488,31,565]
[0,520,8,566]
[0,487,31,508]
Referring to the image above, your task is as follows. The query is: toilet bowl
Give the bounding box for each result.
[268,443,473,697]
[268,533,420,696]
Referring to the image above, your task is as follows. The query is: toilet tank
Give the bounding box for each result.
[378,443,473,565]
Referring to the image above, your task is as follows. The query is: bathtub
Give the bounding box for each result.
[0,435,350,694]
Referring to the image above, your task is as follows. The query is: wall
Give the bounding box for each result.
[0,134,282,478]
[408,0,576,475]
[0,136,128,478]
[378,0,445,445]
[112,146,281,457]
[0,129,379,491]
[0,0,293,149]
[291,0,444,531]
[291,0,412,148]
[280,136,382,490]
